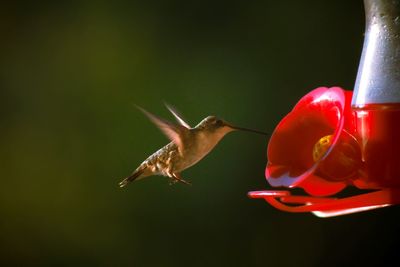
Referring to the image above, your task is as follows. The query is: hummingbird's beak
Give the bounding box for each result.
[224,122,269,136]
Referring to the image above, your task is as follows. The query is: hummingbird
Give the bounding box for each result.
[118,104,268,187]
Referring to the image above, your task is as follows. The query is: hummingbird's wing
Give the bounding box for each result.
[137,106,188,154]
[164,103,191,129]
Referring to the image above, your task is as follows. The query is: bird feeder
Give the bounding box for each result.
[249,0,400,217]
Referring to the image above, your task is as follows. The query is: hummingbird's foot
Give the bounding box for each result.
[177,178,191,186]
[171,173,192,186]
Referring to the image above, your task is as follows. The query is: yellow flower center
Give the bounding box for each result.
[313,135,333,162]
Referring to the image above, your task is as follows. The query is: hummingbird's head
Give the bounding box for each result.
[197,116,234,134]
[197,116,269,136]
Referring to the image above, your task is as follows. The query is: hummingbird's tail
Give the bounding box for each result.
[119,168,145,188]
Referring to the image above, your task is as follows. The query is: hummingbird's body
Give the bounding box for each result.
[119,105,267,187]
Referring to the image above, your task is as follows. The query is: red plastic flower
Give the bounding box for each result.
[265,87,359,196]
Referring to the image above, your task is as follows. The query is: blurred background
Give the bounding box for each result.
[1,0,399,266]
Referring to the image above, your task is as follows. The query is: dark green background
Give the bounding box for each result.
[1,1,399,266]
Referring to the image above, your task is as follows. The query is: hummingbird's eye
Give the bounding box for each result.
[215,119,223,126]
